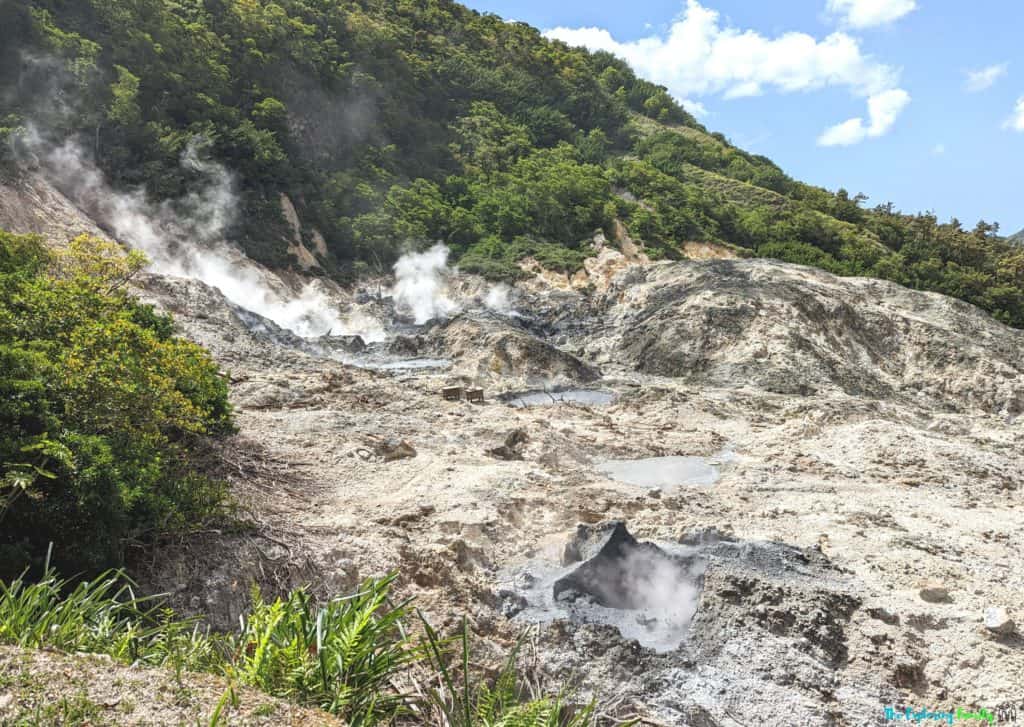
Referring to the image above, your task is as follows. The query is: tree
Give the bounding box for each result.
[0,231,233,577]
[450,102,532,174]
[107,65,142,126]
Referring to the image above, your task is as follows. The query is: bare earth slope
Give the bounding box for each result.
[0,646,342,726]
[133,256,1024,725]
[2,172,1022,726]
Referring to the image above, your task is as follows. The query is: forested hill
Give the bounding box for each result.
[2,0,1024,326]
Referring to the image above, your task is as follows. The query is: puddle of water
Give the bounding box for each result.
[353,357,451,372]
[596,450,735,489]
[505,389,615,408]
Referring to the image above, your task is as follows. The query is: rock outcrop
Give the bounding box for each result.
[583,259,1024,413]
[428,313,600,386]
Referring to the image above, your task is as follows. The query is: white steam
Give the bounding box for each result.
[513,544,703,653]
[391,243,459,324]
[31,133,382,341]
[484,283,517,316]
[620,549,701,630]
[391,244,519,323]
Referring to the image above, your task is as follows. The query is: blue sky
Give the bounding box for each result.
[462,0,1024,233]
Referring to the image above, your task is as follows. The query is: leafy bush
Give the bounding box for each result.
[0,231,233,577]
[459,235,592,281]
[756,241,845,275]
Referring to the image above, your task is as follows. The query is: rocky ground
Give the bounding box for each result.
[132,255,1024,726]
[2,170,1023,726]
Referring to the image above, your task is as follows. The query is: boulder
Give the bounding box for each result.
[314,333,366,354]
[918,582,951,603]
[984,607,1016,635]
[486,428,529,460]
[554,521,694,610]
[429,313,599,386]
[376,439,417,462]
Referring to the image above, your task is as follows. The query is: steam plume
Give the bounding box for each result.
[484,282,517,316]
[391,243,458,324]
[620,548,701,630]
[28,132,383,341]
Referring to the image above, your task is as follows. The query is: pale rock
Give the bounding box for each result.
[984,607,1015,635]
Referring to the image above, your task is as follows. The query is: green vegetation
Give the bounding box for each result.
[234,574,418,722]
[9,693,108,727]
[3,1,1024,324]
[421,617,596,727]
[0,553,224,673]
[0,562,598,726]
[0,230,233,578]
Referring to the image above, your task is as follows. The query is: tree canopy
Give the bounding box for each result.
[1,0,1022,326]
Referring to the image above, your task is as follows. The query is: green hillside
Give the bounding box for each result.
[2,0,1024,325]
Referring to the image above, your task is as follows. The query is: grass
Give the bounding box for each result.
[0,555,220,673]
[0,554,604,726]
[8,693,108,726]
[420,617,598,727]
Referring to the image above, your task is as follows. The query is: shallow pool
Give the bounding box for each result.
[505,389,615,408]
[596,450,734,489]
[353,357,451,372]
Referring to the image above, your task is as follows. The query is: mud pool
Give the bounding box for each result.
[596,450,734,489]
[504,389,616,408]
[352,357,451,372]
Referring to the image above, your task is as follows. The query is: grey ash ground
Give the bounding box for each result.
[134,253,1024,726]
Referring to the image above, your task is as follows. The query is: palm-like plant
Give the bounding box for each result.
[419,616,596,727]
[232,572,421,724]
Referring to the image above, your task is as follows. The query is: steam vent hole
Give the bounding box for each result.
[509,521,706,651]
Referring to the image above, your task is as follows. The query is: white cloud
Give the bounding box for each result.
[682,98,709,117]
[818,88,910,146]
[826,0,917,29]
[1004,97,1024,132]
[545,0,908,144]
[931,143,945,155]
[964,63,1008,93]
[818,118,868,146]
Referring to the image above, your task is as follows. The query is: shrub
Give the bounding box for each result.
[755,240,845,275]
[0,231,233,577]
